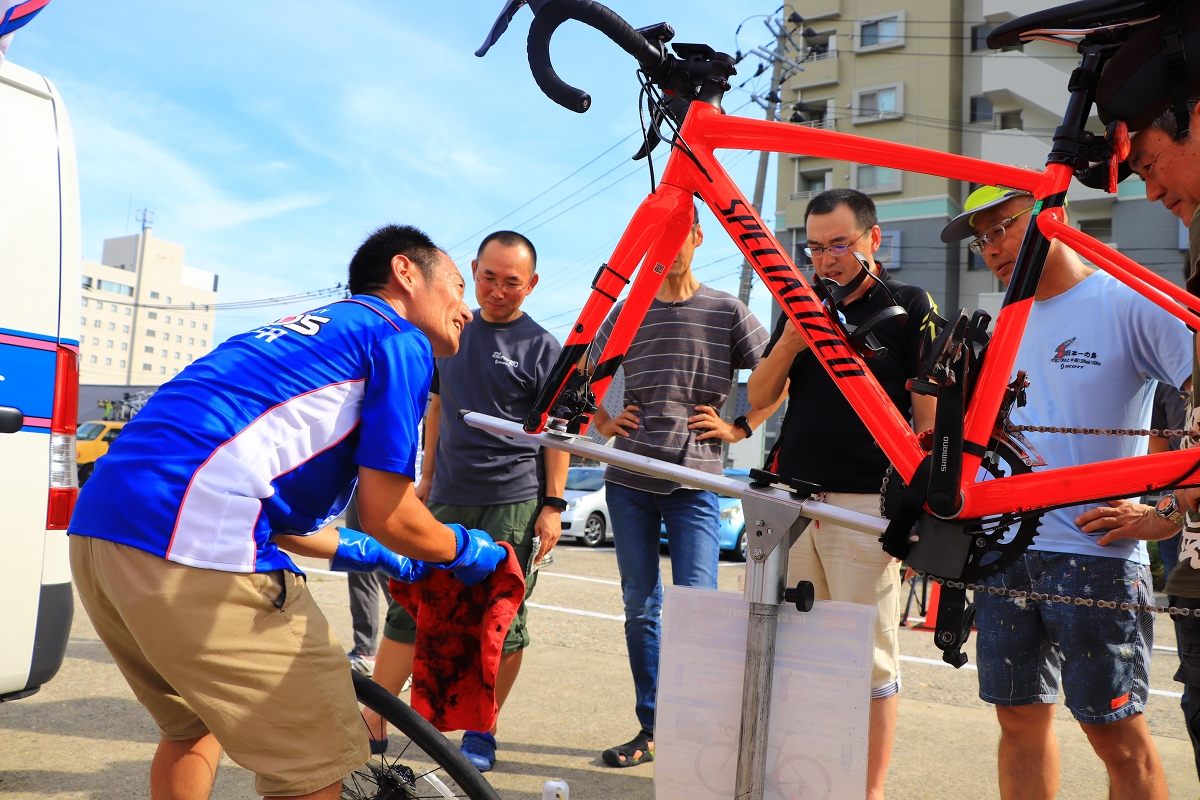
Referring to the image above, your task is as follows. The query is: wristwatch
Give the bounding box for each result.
[1156,494,1186,528]
[542,496,568,512]
[733,415,754,439]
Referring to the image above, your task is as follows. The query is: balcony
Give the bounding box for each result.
[794,117,835,130]
[788,190,819,202]
[788,53,837,90]
[981,51,1069,117]
[982,0,1048,20]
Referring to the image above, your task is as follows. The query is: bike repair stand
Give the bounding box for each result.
[458,412,885,800]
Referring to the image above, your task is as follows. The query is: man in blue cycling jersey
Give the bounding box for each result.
[68,224,505,800]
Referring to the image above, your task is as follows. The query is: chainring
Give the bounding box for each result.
[881,439,1041,582]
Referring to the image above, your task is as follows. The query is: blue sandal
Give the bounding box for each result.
[460,731,497,772]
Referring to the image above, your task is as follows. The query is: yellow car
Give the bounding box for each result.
[76,420,125,484]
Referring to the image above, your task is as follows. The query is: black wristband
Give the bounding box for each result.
[733,415,754,439]
[541,496,568,511]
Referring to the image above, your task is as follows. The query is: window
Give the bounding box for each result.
[172,368,179,375]
[971,24,992,51]
[855,164,901,193]
[106,340,113,348]
[190,321,196,328]
[174,352,181,359]
[970,96,993,123]
[856,12,904,52]
[90,355,97,363]
[1080,218,1114,245]
[167,297,172,303]
[160,366,166,374]
[121,342,128,351]
[91,337,99,345]
[80,316,86,325]
[202,323,208,331]
[144,346,154,353]
[876,230,903,269]
[150,291,160,299]
[97,280,133,296]
[119,359,126,368]
[82,298,89,307]
[93,319,101,328]
[125,307,131,315]
[165,315,171,323]
[187,354,193,362]
[82,276,93,289]
[178,318,184,326]
[146,329,156,337]
[201,339,207,347]
[122,325,130,333]
[854,83,903,123]
[148,311,157,320]
[163,332,169,340]
[104,357,112,365]
[110,304,117,312]
[999,111,1023,130]
[175,335,182,343]
[188,337,194,345]
[161,349,167,356]
[143,363,152,370]
[108,322,115,330]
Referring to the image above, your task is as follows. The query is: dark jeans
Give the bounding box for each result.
[1171,594,1200,781]
[604,482,721,732]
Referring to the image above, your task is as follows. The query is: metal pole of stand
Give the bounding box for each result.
[734,532,791,800]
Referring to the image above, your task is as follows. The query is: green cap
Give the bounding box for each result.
[940,185,1033,243]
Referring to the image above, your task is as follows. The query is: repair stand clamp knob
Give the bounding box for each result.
[782,580,815,613]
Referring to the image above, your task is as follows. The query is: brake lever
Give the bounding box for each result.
[476,0,553,57]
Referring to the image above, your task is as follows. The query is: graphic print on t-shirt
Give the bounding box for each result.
[1050,337,1100,370]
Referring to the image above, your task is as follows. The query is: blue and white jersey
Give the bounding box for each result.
[68,294,432,574]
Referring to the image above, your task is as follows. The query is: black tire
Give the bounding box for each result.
[77,461,94,486]
[577,512,606,547]
[734,527,748,562]
[346,671,501,800]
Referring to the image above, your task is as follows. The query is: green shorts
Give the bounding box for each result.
[384,498,539,654]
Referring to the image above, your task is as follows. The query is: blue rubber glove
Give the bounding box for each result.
[331,527,430,583]
[434,524,506,587]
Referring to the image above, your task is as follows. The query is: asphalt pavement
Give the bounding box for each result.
[1,538,1198,799]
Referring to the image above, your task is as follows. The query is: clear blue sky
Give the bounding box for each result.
[11,1,781,343]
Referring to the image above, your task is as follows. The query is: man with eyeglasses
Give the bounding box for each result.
[942,184,1191,800]
[747,187,936,800]
[361,230,568,773]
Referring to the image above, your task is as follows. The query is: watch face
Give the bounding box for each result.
[1157,494,1176,515]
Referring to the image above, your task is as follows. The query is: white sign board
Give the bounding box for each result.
[655,586,875,800]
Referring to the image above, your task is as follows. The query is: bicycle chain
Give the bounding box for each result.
[910,570,1187,617]
[1009,424,1200,441]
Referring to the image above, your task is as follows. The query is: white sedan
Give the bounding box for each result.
[560,466,610,547]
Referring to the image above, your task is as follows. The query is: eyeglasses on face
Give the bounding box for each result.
[804,230,869,259]
[969,206,1033,255]
[475,274,529,294]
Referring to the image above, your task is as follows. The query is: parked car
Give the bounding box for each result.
[561,466,609,547]
[75,419,125,485]
[661,469,750,561]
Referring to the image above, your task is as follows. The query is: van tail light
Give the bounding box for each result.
[47,345,79,530]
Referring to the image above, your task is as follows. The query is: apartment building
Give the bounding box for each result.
[774,0,1186,315]
[79,224,218,386]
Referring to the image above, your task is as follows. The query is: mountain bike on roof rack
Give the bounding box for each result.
[476,0,1200,665]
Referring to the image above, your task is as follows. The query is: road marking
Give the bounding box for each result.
[540,571,621,586]
[526,602,624,621]
[899,655,1183,698]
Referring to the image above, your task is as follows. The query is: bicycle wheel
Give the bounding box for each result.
[345,671,502,800]
[773,753,831,800]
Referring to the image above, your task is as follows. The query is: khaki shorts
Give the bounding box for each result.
[384,498,539,654]
[786,491,901,694]
[70,536,368,796]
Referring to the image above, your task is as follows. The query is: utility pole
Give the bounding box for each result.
[720,13,801,463]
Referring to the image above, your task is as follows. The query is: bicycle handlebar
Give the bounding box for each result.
[526,0,665,113]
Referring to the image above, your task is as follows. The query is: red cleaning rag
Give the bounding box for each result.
[388,542,526,733]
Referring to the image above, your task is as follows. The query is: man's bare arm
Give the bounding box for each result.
[355,466,458,561]
[415,394,441,504]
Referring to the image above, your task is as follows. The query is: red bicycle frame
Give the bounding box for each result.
[528,96,1200,521]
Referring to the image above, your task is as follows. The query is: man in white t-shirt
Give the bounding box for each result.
[941,185,1191,800]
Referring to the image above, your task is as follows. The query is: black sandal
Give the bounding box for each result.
[601,729,654,768]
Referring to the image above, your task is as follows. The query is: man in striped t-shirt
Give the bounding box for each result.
[589,206,776,767]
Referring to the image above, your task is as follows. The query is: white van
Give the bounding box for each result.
[0,57,81,701]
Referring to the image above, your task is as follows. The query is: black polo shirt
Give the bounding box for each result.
[766,269,936,493]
